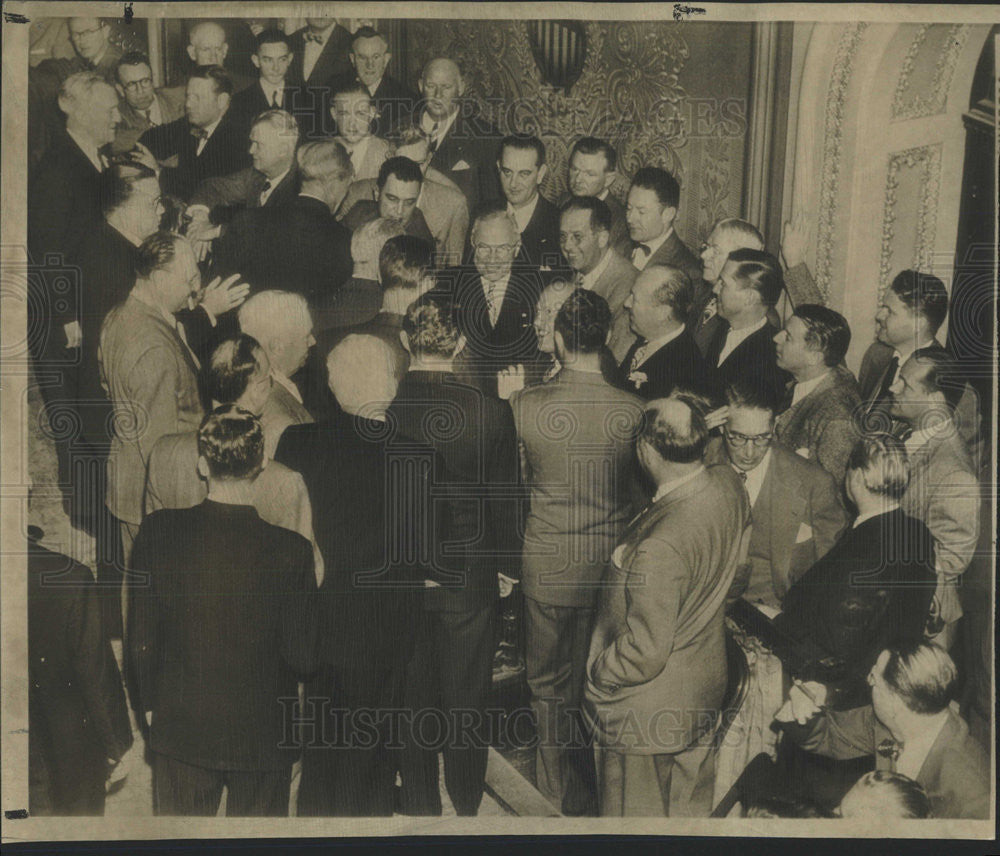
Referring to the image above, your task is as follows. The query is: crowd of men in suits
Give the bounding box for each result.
[25,16,990,821]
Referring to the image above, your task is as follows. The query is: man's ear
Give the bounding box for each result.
[219,43,230,62]
[399,329,411,354]
[602,171,618,194]
[597,229,610,251]
[537,163,548,185]
[114,82,125,99]
[349,54,358,71]
[196,455,210,481]
[251,54,261,71]
[661,205,678,229]
[187,44,198,63]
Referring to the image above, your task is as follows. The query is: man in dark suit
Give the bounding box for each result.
[618,265,707,399]
[704,382,847,609]
[275,335,433,815]
[512,288,645,815]
[707,248,791,405]
[227,29,300,140]
[185,109,301,248]
[141,66,251,201]
[586,392,751,817]
[778,433,937,704]
[335,26,419,136]
[29,17,123,168]
[559,137,631,257]
[689,217,765,358]
[625,167,701,286]
[492,134,566,273]
[415,57,502,214]
[773,304,861,485]
[28,528,133,815]
[288,18,353,139]
[212,139,354,311]
[112,52,186,155]
[128,406,319,816]
[775,641,990,819]
[389,294,522,816]
[559,197,638,362]
[437,206,545,397]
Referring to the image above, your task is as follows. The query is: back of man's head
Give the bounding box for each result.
[553,288,611,355]
[98,162,159,218]
[881,640,957,716]
[713,218,765,251]
[135,231,186,279]
[326,334,398,417]
[197,404,265,481]
[403,293,460,360]
[847,432,910,500]
[726,247,784,308]
[202,334,265,405]
[641,392,711,464]
[838,771,930,819]
[909,346,965,413]
[297,139,353,184]
[238,290,310,348]
[890,269,949,335]
[380,234,433,291]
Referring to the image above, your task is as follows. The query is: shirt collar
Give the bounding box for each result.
[579,248,614,290]
[652,464,705,504]
[893,337,936,369]
[306,23,336,45]
[639,227,673,257]
[198,116,222,142]
[791,369,830,407]
[271,369,303,404]
[259,78,284,102]
[262,166,290,192]
[146,96,164,125]
[421,107,459,141]
[639,325,684,362]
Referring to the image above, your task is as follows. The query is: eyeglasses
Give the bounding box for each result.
[723,429,773,448]
[122,77,154,92]
[70,25,105,39]
[474,243,519,257]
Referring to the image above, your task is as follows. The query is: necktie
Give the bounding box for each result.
[699,296,717,328]
[271,90,281,108]
[259,179,272,206]
[736,469,748,484]
[143,108,157,127]
[629,339,648,374]
[174,320,201,370]
[427,121,440,155]
[777,382,795,415]
[485,281,499,326]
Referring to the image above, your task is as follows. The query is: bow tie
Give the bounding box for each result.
[633,242,651,257]
[190,126,209,141]
[876,738,902,763]
[305,30,325,43]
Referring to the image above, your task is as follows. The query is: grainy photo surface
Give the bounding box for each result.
[1,1,996,844]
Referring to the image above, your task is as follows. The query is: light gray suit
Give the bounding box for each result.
[585,464,751,816]
[582,250,638,363]
[260,379,314,460]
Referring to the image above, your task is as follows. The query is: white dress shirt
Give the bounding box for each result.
[734,449,771,508]
[420,108,459,149]
[717,315,767,367]
[272,370,303,404]
[343,134,372,173]
[302,25,336,81]
[904,418,953,457]
[891,338,936,385]
[259,79,285,109]
[631,227,673,271]
[853,505,898,529]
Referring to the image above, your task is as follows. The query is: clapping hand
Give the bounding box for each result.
[198,273,250,318]
[497,364,526,400]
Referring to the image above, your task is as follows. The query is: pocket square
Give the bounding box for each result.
[795,447,811,459]
[795,522,814,544]
[451,159,471,171]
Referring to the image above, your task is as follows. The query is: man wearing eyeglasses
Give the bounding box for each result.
[705,382,847,609]
[112,52,185,155]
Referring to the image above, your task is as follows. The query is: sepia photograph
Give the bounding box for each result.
[0,1,996,846]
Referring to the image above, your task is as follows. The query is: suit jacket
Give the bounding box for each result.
[339,176,469,266]
[388,370,522,610]
[227,78,303,139]
[513,194,566,272]
[436,264,546,397]
[782,705,989,819]
[213,194,352,317]
[638,229,702,287]
[144,430,323,584]
[111,87,186,155]
[140,111,252,201]
[617,327,709,400]
[778,508,936,686]
[420,107,503,214]
[275,409,438,675]
[190,164,300,225]
[28,538,132,813]
[587,250,639,363]
[99,294,203,524]
[512,369,645,608]
[707,320,791,406]
[341,135,390,182]
[585,465,751,754]
[775,364,862,486]
[899,425,979,625]
[705,439,848,608]
[260,378,315,459]
[288,25,353,138]
[128,500,319,771]
[330,72,420,136]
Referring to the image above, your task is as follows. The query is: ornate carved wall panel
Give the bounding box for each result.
[891,24,971,121]
[405,20,752,246]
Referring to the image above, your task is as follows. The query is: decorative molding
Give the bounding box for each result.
[891,24,971,121]
[878,143,943,297]
[815,22,868,302]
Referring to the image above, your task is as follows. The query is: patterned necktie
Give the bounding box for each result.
[485,281,499,326]
[629,339,648,374]
[260,179,272,206]
[699,296,717,328]
[190,126,208,141]
[144,108,157,127]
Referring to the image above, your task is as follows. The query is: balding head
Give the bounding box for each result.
[638,392,711,484]
[326,334,399,419]
[238,290,314,379]
[419,58,463,120]
[188,21,228,66]
[624,264,692,340]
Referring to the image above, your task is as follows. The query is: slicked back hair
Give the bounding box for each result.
[559,195,612,235]
[570,136,617,173]
[794,304,852,367]
[641,391,711,464]
[890,269,949,334]
[553,288,611,354]
[630,166,681,209]
[847,433,910,500]
[403,293,461,359]
[726,247,784,308]
[202,334,265,405]
[880,640,957,715]
[197,405,265,481]
[498,134,546,166]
